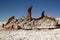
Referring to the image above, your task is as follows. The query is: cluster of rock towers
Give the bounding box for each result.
[2,6,59,30]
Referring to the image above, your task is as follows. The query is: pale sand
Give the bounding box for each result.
[0,28,60,40]
[0,21,60,40]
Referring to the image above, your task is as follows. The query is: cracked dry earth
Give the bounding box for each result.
[0,28,60,40]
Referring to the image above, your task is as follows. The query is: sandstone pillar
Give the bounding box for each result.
[26,6,32,21]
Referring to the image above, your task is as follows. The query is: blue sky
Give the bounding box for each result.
[0,0,60,20]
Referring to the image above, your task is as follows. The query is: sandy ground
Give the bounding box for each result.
[0,28,60,40]
[0,20,60,40]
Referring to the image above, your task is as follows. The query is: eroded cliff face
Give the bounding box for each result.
[2,6,60,30]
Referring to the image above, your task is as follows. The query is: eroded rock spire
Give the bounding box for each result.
[26,6,32,21]
[40,11,45,19]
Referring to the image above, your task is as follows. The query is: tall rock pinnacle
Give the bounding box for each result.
[26,6,32,21]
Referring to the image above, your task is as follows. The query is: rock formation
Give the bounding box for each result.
[4,23,13,30]
[2,6,60,30]
[53,21,59,28]
[32,11,45,20]
[6,16,15,25]
[26,6,32,21]
[40,11,45,19]
[3,16,15,30]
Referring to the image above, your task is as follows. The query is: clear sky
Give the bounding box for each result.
[0,0,60,20]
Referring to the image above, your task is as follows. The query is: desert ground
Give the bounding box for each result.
[0,21,60,40]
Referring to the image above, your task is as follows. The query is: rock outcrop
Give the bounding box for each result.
[32,11,45,20]
[6,16,15,25]
[2,6,60,30]
[40,11,45,19]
